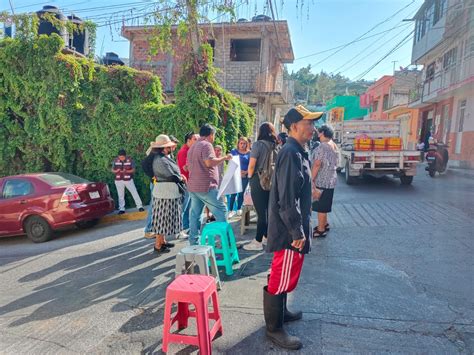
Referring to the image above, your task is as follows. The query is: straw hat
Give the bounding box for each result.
[146,134,177,155]
[150,134,177,149]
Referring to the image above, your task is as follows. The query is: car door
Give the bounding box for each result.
[0,178,36,236]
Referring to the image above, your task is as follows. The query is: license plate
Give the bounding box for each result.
[427,157,436,160]
[89,191,100,199]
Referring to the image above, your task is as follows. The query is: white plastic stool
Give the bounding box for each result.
[175,245,222,290]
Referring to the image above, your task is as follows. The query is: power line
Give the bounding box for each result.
[294,23,412,61]
[309,0,417,68]
[335,25,414,75]
[353,30,414,81]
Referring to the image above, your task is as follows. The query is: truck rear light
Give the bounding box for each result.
[354,157,368,162]
[405,156,419,161]
[60,186,81,203]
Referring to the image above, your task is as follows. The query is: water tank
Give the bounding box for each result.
[251,14,271,22]
[103,52,124,66]
[36,5,68,45]
[67,15,88,55]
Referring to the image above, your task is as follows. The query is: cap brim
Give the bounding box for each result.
[302,112,324,120]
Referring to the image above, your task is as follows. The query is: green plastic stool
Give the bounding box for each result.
[200,222,240,276]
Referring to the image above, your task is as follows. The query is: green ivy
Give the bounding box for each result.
[0,35,254,207]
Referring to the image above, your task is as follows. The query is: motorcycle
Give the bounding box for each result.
[425,143,449,177]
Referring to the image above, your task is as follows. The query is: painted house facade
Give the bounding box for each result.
[409,0,474,168]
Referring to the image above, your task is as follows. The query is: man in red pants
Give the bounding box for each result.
[264,105,323,350]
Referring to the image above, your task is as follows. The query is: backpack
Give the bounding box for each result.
[257,140,276,191]
[141,153,156,179]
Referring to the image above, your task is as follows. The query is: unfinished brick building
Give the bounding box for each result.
[121,18,295,133]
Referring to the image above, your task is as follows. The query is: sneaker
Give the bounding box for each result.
[228,211,236,218]
[243,239,263,251]
[262,236,268,246]
[118,210,125,215]
[144,232,155,239]
[237,209,243,216]
[138,207,145,212]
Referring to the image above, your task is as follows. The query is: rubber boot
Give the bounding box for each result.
[283,293,303,322]
[263,286,302,350]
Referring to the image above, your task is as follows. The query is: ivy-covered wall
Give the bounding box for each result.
[0,34,255,206]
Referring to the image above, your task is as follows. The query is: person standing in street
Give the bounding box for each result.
[311,125,338,238]
[263,105,323,350]
[187,124,232,245]
[245,122,278,251]
[112,149,144,214]
[150,135,186,254]
[228,137,251,217]
[177,132,199,236]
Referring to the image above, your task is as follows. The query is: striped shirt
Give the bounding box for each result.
[187,138,219,192]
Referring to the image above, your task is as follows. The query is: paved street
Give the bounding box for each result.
[0,167,473,354]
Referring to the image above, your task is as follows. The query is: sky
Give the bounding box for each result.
[2,0,425,81]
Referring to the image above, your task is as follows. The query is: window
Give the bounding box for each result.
[2,179,34,199]
[37,173,89,187]
[426,62,435,81]
[426,3,435,30]
[382,94,389,110]
[458,99,467,132]
[207,39,216,60]
[373,100,379,112]
[465,35,474,59]
[443,47,457,70]
[230,39,261,61]
[434,0,447,24]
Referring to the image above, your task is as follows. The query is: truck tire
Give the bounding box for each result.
[345,161,356,185]
[24,216,53,243]
[400,176,413,185]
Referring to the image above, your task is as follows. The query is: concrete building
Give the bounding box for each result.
[121,18,295,134]
[409,0,474,168]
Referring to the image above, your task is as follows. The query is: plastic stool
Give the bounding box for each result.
[162,274,223,354]
[200,222,239,276]
[175,245,222,290]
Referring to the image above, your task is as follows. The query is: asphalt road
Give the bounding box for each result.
[0,166,473,354]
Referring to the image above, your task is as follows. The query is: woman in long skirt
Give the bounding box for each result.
[149,135,186,253]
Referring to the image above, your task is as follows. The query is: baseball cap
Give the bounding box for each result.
[283,105,324,128]
[118,149,126,156]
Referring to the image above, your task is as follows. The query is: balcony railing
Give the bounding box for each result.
[409,54,474,105]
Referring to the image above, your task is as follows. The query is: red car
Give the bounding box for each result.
[0,172,114,243]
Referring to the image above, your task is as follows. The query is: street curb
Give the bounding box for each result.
[99,211,147,225]
[448,169,474,179]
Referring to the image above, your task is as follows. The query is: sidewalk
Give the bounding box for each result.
[448,166,474,179]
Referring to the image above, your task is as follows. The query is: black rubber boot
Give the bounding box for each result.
[283,293,303,322]
[263,286,302,350]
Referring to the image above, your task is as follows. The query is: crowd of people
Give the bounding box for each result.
[111,105,339,350]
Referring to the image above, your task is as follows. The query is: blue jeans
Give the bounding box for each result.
[144,183,154,233]
[182,190,191,230]
[228,177,249,211]
[189,189,227,245]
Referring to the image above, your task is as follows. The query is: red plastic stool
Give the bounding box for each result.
[162,274,223,354]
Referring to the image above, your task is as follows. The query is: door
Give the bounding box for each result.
[455,99,467,154]
[0,179,35,235]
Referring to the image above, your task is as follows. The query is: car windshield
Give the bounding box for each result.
[37,173,90,186]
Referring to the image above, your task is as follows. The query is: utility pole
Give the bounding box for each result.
[392,60,398,74]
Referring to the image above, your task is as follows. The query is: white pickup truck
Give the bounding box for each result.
[332,120,420,185]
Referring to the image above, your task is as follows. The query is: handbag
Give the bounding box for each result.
[258,141,275,191]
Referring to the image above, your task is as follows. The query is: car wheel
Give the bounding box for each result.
[400,175,413,185]
[24,216,53,243]
[76,219,99,229]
